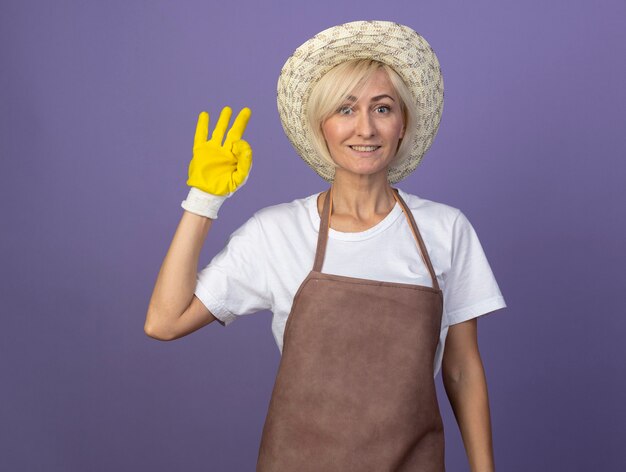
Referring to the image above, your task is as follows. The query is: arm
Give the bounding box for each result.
[144,106,253,341]
[442,318,495,472]
[144,211,218,341]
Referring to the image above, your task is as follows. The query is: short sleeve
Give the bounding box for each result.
[442,210,507,326]
[194,214,271,327]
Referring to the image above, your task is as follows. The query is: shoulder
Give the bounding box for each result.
[250,192,320,234]
[396,187,462,230]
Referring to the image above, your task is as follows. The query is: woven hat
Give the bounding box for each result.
[277,20,444,183]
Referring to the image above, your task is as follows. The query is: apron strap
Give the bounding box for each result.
[313,186,440,291]
[312,186,333,273]
[392,189,440,291]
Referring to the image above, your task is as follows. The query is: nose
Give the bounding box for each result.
[355,111,375,138]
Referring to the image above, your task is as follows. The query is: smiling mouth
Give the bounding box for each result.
[349,145,381,152]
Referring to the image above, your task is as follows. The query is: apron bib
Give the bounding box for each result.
[257,187,445,471]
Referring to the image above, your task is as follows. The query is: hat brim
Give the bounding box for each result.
[277,20,444,183]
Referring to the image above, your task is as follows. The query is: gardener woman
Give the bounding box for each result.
[145,20,507,472]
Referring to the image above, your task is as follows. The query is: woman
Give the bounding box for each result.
[145,21,506,472]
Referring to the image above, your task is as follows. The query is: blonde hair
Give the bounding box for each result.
[305,59,418,174]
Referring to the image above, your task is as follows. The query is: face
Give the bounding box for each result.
[321,68,405,180]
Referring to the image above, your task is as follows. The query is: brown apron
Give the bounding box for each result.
[257,186,445,471]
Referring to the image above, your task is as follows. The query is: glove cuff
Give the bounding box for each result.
[181,187,228,219]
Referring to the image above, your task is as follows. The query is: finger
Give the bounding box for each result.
[231,140,253,188]
[210,106,232,145]
[224,107,251,149]
[194,111,209,147]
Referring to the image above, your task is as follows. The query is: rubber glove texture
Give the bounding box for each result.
[186,106,252,196]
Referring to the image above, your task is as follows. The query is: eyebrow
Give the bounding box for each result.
[345,94,396,102]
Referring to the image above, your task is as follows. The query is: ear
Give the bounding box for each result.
[400,124,406,139]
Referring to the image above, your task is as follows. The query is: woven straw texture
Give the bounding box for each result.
[277,20,444,183]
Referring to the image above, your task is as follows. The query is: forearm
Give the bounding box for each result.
[145,210,213,337]
[444,359,495,472]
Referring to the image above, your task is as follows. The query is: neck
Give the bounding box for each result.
[329,168,396,220]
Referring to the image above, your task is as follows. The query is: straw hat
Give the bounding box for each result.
[277,20,444,183]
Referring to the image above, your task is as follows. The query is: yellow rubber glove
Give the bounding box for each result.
[186,106,252,196]
[181,107,252,219]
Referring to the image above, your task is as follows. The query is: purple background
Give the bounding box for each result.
[2,0,625,470]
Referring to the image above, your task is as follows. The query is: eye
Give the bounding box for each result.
[337,105,353,115]
[375,105,391,114]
